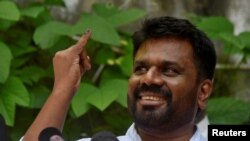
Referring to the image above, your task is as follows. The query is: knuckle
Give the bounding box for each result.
[53,51,66,60]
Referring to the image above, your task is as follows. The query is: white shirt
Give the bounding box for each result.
[20,124,206,141]
[77,124,207,141]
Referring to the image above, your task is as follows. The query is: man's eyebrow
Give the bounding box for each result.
[134,60,146,66]
[161,60,179,66]
[161,60,184,70]
[134,60,181,67]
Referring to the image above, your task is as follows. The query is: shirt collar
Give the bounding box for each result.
[125,124,206,141]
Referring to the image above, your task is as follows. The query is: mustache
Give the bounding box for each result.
[134,84,172,98]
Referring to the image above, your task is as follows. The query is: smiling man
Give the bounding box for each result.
[21,16,216,141]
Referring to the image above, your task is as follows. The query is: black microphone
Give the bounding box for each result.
[38,127,64,141]
[91,131,118,141]
[0,115,9,141]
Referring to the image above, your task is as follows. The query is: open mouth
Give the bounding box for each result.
[140,96,165,101]
[138,94,166,106]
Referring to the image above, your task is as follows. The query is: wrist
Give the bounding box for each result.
[52,82,77,99]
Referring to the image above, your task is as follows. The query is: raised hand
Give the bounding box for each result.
[22,30,92,141]
[52,30,92,93]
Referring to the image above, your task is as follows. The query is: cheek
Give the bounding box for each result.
[128,76,139,96]
[166,77,198,103]
[170,87,198,117]
[127,77,140,111]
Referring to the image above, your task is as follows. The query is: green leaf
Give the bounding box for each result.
[47,35,76,54]
[87,79,126,111]
[71,83,97,117]
[32,8,54,26]
[219,33,244,51]
[122,38,134,54]
[95,47,115,64]
[107,8,146,27]
[0,19,15,31]
[112,79,128,107]
[10,45,36,58]
[13,66,46,85]
[21,6,45,18]
[207,97,250,124]
[117,54,133,77]
[72,14,120,45]
[0,76,30,126]
[11,56,31,69]
[33,21,73,49]
[0,96,15,126]
[196,17,234,39]
[29,85,50,108]
[93,4,146,27]
[238,32,250,48]
[0,1,20,21]
[100,66,127,85]
[93,3,119,18]
[104,113,132,134]
[0,42,12,83]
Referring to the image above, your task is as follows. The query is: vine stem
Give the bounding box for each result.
[91,64,105,83]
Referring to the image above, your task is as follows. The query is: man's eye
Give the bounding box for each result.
[163,68,178,76]
[134,66,147,74]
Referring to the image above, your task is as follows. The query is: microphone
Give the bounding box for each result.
[0,115,9,141]
[91,131,118,141]
[38,127,64,141]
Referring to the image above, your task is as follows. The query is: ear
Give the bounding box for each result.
[197,79,213,110]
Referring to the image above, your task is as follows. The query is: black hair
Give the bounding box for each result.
[132,16,216,80]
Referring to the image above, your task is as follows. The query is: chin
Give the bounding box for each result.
[132,105,171,130]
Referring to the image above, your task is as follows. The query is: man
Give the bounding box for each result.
[22,16,216,141]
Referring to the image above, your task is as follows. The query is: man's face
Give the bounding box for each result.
[128,38,200,131]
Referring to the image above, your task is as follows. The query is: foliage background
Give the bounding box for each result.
[0,0,249,140]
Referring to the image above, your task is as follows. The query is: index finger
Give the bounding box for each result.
[77,29,92,48]
[79,30,92,71]
[71,29,92,53]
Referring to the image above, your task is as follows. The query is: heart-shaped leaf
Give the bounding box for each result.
[207,97,250,124]
[72,14,120,46]
[0,76,30,126]
[0,42,12,83]
[87,79,127,111]
[21,6,45,18]
[33,21,73,49]
[72,83,99,117]
[0,1,20,21]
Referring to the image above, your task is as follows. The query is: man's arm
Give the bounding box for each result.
[22,30,92,141]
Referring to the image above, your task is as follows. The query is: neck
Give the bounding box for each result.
[136,123,196,141]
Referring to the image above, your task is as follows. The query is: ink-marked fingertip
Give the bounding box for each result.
[84,28,91,35]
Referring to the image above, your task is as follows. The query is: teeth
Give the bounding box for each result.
[141,96,164,101]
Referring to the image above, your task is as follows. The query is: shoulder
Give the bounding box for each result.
[190,126,207,141]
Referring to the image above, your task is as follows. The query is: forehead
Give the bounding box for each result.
[135,38,195,63]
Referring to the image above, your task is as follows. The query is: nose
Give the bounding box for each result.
[141,67,164,86]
